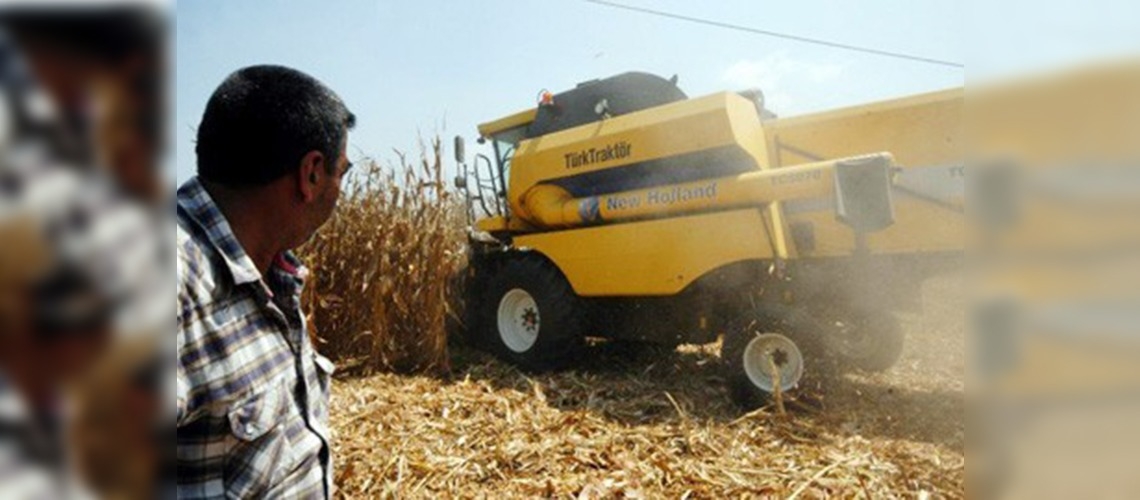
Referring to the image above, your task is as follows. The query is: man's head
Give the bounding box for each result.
[196,65,355,248]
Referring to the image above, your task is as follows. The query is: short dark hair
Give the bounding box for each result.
[195,65,356,186]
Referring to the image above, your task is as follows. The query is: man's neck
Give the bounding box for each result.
[200,180,282,276]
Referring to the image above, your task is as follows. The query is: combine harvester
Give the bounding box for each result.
[454,72,962,408]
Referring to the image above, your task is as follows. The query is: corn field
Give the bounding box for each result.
[298,137,466,374]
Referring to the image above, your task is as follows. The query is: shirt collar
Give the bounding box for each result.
[175,177,263,286]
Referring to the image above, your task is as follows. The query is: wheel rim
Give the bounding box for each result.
[742,333,804,393]
[497,288,540,353]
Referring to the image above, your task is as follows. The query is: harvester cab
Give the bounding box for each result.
[456,71,963,409]
[453,136,505,226]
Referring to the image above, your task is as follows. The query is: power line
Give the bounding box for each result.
[581,0,964,69]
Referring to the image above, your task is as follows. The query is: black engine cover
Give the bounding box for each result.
[526,72,686,138]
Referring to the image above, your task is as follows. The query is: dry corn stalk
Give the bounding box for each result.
[769,352,787,417]
[298,136,466,374]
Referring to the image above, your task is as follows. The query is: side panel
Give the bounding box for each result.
[508,92,770,217]
[514,209,775,297]
[766,88,965,256]
[766,89,962,169]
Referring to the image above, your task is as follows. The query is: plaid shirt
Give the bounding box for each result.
[176,178,334,499]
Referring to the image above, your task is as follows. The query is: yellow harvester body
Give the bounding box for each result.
[459,72,963,401]
[473,83,962,297]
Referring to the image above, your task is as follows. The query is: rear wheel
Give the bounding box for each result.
[478,254,583,371]
[823,308,904,372]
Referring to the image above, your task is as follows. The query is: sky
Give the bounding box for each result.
[173,0,1138,184]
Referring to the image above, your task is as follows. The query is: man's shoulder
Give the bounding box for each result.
[176,219,216,291]
[175,222,198,269]
[175,221,194,255]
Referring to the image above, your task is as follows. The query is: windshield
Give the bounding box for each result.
[490,124,527,188]
[493,138,515,184]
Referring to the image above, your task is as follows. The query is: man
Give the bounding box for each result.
[176,65,355,499]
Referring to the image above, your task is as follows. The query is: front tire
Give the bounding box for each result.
[478,254,583,372]
[721,307,814,410]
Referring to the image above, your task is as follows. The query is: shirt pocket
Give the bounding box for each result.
[225,383,297,497]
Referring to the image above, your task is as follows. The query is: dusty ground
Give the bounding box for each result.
[328,273,964,498]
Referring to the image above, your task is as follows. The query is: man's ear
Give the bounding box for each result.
[296,150,325,203]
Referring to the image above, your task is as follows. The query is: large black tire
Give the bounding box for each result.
[476,254,584,372]
[820,308,904,372]
[721,305,821,410]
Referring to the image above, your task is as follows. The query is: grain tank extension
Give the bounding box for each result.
[455,72,962,408]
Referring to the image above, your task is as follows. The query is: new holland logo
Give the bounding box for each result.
[578,197,601,223]
[564,141,632,169]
